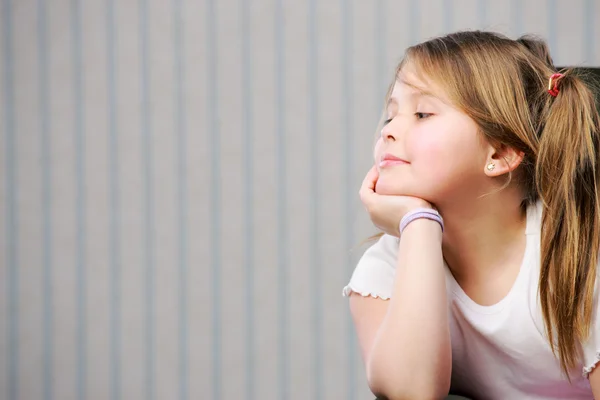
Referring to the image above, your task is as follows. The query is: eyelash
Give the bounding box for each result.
[416,112,433,119]
[383,112,433,125]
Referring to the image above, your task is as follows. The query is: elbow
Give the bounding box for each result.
[368,383,449,400]
[366,357,451,400]
[367,381,449,400]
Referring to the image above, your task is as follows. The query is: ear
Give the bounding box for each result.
[484,143,524,177]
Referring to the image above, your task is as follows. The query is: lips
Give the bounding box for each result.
[380,153,408,168]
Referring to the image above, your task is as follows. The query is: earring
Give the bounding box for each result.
[486,162,496,171]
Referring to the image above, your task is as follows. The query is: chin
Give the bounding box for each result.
[375,176,435,201]
[375,178,410,196]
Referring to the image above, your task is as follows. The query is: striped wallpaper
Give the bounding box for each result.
[1,0,598,399]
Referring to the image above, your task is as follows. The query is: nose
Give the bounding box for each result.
[381,124,398,142]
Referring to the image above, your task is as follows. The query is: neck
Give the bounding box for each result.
[438,191,528,283]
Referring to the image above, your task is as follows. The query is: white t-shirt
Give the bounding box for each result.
[343,201,600,399]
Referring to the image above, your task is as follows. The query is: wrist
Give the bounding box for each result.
[398,219,444,249]
[405,199,432,211]
[399,207,444,236]
[401,217,443,234]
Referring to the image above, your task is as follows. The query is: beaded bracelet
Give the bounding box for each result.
[399,208,444,235]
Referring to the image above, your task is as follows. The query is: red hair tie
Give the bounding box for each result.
[548,73,564,97]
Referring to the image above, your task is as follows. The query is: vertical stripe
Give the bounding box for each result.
[584,0,595,64]
[547,0,557,59]
[173,0,188,399]
[2,1,18,399]
[71,0,87,398]
[409,0,420,45]
[478,0,487,29]
[274,0,288,398]
[240,0,254,399]
[443,0,453,33]
[207,0,221,399]
[375,0,386,115]
[106,0,121,399]
[341,1,355,399]
[139,0,155,399]
[37,0,54,398]
[511,0,523,36]
[308,0,321,399]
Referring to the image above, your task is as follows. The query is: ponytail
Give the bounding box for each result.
[536,70,600,377]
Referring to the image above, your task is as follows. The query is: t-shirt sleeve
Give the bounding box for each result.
[581,276,600,378]
[342,234,399,300]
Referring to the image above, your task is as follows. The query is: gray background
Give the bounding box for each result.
[0,0,598,399]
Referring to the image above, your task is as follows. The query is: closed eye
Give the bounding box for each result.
[383,118,393,125]
[416,112,433,119]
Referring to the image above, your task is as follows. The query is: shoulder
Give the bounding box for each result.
[580,252,600,378]
[342,234,399,300]
[363,234,399,263]
[582,276,600,377]
[525,199,543,235]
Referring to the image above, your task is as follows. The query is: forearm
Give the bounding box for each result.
[367,219,451,399]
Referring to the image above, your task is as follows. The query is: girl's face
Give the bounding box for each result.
[374,65,490,204]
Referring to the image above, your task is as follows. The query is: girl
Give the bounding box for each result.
[343,31,600,400]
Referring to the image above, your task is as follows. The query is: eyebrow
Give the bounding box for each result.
[385,78,447,108]
[399,78,439,98]
[386,97,398,107]
[386,91,437,107]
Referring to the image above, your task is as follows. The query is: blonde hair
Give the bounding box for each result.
[377,31,600,377]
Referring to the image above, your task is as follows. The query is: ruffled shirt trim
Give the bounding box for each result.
[583,351,600,378]
[342,284,390,300]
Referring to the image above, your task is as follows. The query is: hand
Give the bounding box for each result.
[359,165,432,237]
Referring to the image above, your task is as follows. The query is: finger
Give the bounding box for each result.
[359,165,379,204]
[361,165,379,192]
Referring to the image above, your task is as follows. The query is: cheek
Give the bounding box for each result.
[405,125,450,171]
[410,118,482,168]
[374,130,451,195]
[410,137,445,168]
[407,126,485,193]
[373,118,485,197]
